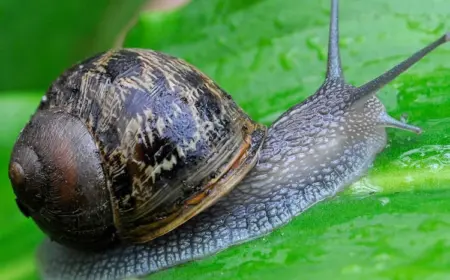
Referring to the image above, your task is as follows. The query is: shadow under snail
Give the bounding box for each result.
[7,0,449,279]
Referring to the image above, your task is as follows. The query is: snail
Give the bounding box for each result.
[7,0,449,279]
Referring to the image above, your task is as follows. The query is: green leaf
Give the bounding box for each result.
[1,0,449,279]
[0,0,146,91]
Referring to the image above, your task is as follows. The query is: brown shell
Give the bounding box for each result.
[39,48,267,243]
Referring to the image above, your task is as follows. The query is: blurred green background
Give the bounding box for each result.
[1,0,450,279]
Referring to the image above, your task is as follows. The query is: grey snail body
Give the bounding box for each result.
[7,0,449,279]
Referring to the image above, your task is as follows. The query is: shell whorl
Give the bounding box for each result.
[39,49,266,242]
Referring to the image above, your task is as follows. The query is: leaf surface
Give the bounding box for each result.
[1,0,449,279]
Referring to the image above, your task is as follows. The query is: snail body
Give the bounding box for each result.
[8,0,449,279]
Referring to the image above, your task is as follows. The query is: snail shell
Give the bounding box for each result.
[9,49,266,249]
